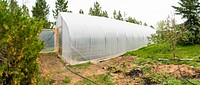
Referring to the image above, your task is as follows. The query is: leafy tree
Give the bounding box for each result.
[172,0,200,44]
[0,0,44,84]
[53,0,69,19]
[79,9,84,14]
[89,1,109,18]
[32,0,50,29]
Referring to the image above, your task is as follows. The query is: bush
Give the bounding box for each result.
[0,1,44,84]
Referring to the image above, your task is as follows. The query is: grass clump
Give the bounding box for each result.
[75,74,114,85]
[63,76,71,83]
[70,62,91,69]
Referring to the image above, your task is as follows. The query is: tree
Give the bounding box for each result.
[22,4,29,17]
[53,0,69,19]
[150,25,155,29]
[113,10,117,19]
[102,10,108,18]
[9,0,20,12]
[79,9,84,14]
[32,0,50,29]
[89,1,109,18]
[172,0,200,44]
[144,22,148,26]
[0,1,44,84]
[125,16,140,24]
[115,10,123,21]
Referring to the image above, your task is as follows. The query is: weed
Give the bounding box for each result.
[75,74,114,85]
[63,76,71,83]
[70,62,91,69]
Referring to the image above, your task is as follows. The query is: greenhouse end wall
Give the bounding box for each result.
[56,12,156,65]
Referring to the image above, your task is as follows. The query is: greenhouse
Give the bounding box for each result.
[46,12,156,65]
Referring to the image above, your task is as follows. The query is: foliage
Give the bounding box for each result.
[125,16,140,24]
[53,0,69,19]
[63,76,70,83]
[75,74,114,85]
[172,0,200,44]
[144,73,182,85]
[89,1,109,18]
[113,10,123,21]
[79,9,84,14]
[0,1,44,84]
[124,44,200,67]
[32,0,51,29]
[21,4,29,17]
[70,62,91,69]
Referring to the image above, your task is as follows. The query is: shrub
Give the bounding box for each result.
[0,1,44,84]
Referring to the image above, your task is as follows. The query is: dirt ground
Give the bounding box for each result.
[39,54,200,85]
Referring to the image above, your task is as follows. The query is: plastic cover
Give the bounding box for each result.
[39,29,55,52]
[56,13,156,65]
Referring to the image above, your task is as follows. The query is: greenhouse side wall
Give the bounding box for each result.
[39,29,56,52]
[56,13,156,65]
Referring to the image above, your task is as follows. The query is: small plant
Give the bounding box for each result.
[70,62,91,69]
[63,76,71,83]
[75,74,114,85]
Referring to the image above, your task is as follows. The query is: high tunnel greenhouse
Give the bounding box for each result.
[40,12,156,65]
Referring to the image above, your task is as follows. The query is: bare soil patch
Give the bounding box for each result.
[39,54,200,85]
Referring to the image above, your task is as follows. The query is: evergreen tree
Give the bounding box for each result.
[144,22,148,26]
[126,16,139,24]
[150,25,154,29]
[79,9,84,14]
[89,1,101,16]
[89,1,109,18]
[116,11,123,21]
[113,10,117,19]
[53,0,69,19]
[9,0,20,12]
[22,4,29,17]
[32,0,50,29]
[102,11,108,18]
[172,0,200,44]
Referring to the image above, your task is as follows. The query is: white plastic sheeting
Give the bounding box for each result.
[39,29,55,52]
[56,12,156,65]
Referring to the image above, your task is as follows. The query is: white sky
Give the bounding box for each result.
[17,0,185,27]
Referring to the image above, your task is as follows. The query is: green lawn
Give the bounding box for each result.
[124,44,200,66]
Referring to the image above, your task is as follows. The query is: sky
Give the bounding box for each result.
[16,0,186,27]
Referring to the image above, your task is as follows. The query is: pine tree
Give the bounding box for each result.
[79,9,84,14]
[32,0,50,29]
[32,0,49,19]
[53,0,69,19]
[102,11,108,18]
[89,1,102,16]
[22,4,29,17]
[89,1,109,18]
[9,0,20,12]
[172,0,200,44]
[113,10,117,19]
[116,11,123,21]
[144,22,148,26]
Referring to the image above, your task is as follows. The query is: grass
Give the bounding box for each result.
[124,44,200,66]
[75,74,114,85]
[70,62,91,69]
[63,76,71,83]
